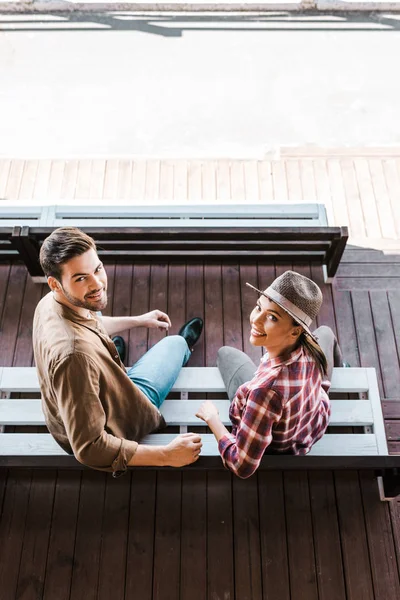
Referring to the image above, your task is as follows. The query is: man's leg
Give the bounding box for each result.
[313,326,344,381]
[217,346,258,402]
[127,335,191,409]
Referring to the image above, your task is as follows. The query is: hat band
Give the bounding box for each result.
[265,287,313,328]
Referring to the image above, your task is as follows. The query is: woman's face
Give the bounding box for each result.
[249,293,302,353]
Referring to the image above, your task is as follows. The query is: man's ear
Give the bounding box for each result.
[48,276,61,293]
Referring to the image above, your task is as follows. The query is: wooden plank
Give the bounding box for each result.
[207,471,234,600]
[309,471,346,600]
[148,263,168,349]
[334,471,374,600]
[0,398,375,427]
[131,161,146,200]
[299,159,317,201]
[153,471,182,600]
[13,277,44,368]
[102,159,119,201]
[232,476,263,600]
[69,471,106,600]
[0,366,376,394]
[89,160,106,200]
[18,160,38,200]
[336,278,400,291]
[186,263,205,367]
[201,161,216,201]
[341,159,366,239]
[167,263,186,335]
[180,471,207,600]
[382,159,400,238]
[389,497,400,574]
[353,158,382,239]
[103,263,115,317]
[311,263,337,333]
[313,159,335,226]
[230,160,245,202]
[216,160,231,201]
[0,263,27,367]
[351,291,383,396]
[74,159,92,200]
[368,159,397,239]
[43,471,81,600]
[258,471,290,600]
[144,160,161,202]
[32,160,51,200]
[257,160,273,201]
[5,160,24,199]
[359,471,400,599]
[15,470,56,600]
[388,291,400,381]
[0,432,380,457]
[204,264,224,367]
[369,291,400,399]
[173,160,188,202]
[271,160,288,201]
[284,471,318,600]
[0,159,11,198]
[60,160,78,200]
[382,401,400,419]
[112,262,133,360]
[286,159,303,202]
[125,471,157,599]
[128,264,150,365]
[243,160,259,201]
[46,160,65,201]
[240,263,262,364]
[159,160,174,201]
[326,159,349,229]
[116,160,133,200]
[188,160,202,202]
[0,470,32,600]
[338,264,400,277]
[97,473,130,600]
[222,264,242,349]
[386,422,400,441]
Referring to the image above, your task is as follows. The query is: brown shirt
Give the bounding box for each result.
[33,292,165,474]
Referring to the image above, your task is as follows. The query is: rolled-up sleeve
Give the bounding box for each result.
[218,388,283,479]
[52,352,138,474]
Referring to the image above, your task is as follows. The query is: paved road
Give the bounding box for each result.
[1,11,400,158]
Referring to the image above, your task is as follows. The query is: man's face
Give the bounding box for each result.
[51,248,108,313]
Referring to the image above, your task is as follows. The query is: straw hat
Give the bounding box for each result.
[246,270,323,341]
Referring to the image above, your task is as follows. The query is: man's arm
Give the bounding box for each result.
[100,310,171,337]
[128,433,202,467]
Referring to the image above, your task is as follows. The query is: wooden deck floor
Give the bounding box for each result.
[1,256,400,600]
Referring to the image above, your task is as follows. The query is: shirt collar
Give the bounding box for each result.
[262,344,303,368]
[51,293,101,332]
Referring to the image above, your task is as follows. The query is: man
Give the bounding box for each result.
[33,226,203,476]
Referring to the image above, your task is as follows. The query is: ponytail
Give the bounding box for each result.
[297,331,328,378]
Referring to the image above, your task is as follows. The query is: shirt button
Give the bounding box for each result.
[115,354,119,359]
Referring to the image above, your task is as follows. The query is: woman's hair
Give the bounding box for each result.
[39,227,97,282]
[293,320,328,377]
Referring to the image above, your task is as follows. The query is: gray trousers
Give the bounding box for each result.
[217,326,343,402]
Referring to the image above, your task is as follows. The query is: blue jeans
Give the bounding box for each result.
[127,335,191,409]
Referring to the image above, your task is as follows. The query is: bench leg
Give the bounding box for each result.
[377,470,400,501]
[180,392,188,434]
[0,390,10,433]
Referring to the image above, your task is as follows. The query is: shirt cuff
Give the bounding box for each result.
[111,438,138,478]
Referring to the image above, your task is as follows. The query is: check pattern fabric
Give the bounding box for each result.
[218,346,331,478]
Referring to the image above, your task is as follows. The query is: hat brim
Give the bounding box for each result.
[245,282,319,343]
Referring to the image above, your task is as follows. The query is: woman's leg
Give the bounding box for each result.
[127,335,191,409]
[217,346,258,402]
[313,326,343,381]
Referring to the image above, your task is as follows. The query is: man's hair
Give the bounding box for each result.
[39,227,97,281]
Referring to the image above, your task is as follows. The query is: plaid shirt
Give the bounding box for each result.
[218,345,331,479]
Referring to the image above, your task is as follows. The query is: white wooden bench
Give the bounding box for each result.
[0,202,348,281]
[0,366,398,499]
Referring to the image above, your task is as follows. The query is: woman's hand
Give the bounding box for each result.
[196,400,219,424]
[136,310,172,331]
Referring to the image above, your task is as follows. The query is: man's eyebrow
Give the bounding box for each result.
[71,263,102,279]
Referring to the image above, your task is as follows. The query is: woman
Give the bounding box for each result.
[196,270,345,479]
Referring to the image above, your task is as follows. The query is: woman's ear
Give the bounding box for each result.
[292,327,302,339]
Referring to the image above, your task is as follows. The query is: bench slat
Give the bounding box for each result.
[0,432,378,457]
[0,399,374,427]
[0,366,374,394]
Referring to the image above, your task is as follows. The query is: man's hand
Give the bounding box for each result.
[136,310,172,331]
[196,401,219,424]
[164,432,203,466]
